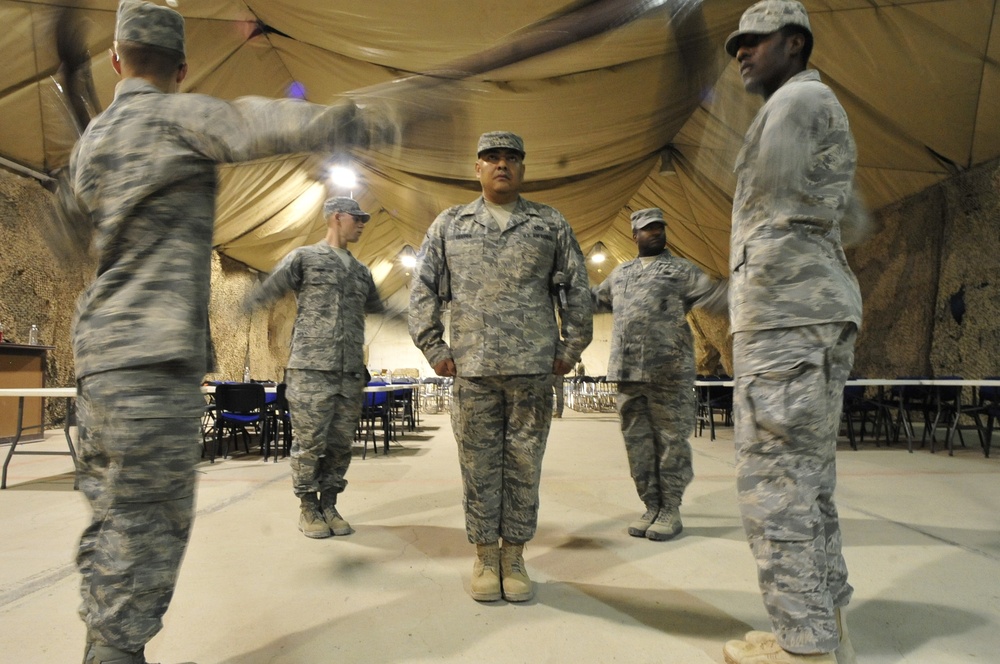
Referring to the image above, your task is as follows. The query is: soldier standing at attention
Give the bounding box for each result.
[244,197,383,539]
[592,207,725,542]
[722,2,864,663]
[408,131,592,603]
[59,2,400,662]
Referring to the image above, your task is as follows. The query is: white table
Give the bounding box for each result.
[0,387,78,489]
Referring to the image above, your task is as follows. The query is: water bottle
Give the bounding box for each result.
[28,324,40,345]
[243,364,251,383]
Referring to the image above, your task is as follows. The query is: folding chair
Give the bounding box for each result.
[210,383,268,462]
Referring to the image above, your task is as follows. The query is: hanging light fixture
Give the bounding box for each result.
[327,164,357,195]
[328,165,357,188]
[589,241,607,264]
[659,144,680,175]
[397,245,417,270]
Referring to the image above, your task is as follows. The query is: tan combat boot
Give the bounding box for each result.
[723,637,837,664]
[736,608,854,664]
[471,542,501,601]
[500,541,533,602]
[834,607,857,664]
[627,506,658,537]
[298,494,332,539]
[645,506,683,541]
[320,492,354,536]
[84,644,153,664]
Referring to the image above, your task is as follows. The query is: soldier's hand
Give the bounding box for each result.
[553,359,573,376]
[433,358,456,377]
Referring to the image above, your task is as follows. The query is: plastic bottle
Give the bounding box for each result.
[243,364,251,383]
[28,324,40,345]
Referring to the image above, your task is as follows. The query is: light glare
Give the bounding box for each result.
[329,166,357,189]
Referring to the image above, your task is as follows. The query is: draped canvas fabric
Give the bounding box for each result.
[2,0,998,297]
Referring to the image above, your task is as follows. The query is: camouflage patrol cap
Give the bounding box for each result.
[477,131,525,157]
[725,0,811,57]
[630,208,667,232]
[323,196,371,222]
[115,0,185,55]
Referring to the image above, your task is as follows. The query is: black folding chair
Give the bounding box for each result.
[210,383,268,462]
[265,383,292,462]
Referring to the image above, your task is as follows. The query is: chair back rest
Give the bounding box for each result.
[843,385,865,401]
[980,378,1000,404]
[275,382,289,410]
[934,376,962,401]
[891,377,930,402]
[216,383,266,415]
[364,389,389,408]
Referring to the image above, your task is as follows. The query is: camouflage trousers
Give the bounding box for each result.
[552,374,565,417]
[452,374,552,544]
[732,323,857,654]
[75,364,203,652]
[285,368,364,499]
[617,379,695,511]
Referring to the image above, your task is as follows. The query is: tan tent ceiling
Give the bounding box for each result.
[3,0,998,302]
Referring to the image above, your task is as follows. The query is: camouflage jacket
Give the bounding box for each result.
[593,252,717,382]
[730,69,863,333]
[246,242,382,372]
[408,196,593,376]
[67,78,382,379]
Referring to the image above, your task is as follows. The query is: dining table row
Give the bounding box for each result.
[199,378,425,463]
[693,377,1000,457]
[3,376,997,490]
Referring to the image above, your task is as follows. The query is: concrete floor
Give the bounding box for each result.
[1,409,998,664]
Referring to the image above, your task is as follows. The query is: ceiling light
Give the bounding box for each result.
[328,165,357,190]
[398,245,417,269]
[659,144,680,175]
[589,241,607,264]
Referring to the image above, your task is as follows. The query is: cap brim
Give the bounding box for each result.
[725,29,746,57]
[477,148,525,157]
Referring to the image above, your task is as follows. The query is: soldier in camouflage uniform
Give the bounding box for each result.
[245,197,382,539]
[592,208,725,542]
[409,131,592,603]
[721,2,863,663]
[59,2,399,662]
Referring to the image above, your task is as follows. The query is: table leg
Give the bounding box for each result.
[1,396,26,489]
[2,396,80,490]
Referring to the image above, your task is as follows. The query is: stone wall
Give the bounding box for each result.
[0,171,90,424]
[848,158,1000,379]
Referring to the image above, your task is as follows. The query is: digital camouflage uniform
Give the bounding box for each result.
[246,242,382,500]
[593,250,719,514]
[409,196,592,543]
[62,1,392,650]
[730,67,863,653]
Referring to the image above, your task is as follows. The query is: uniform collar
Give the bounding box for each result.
[459,196,538,230]
[113,77,166,100]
